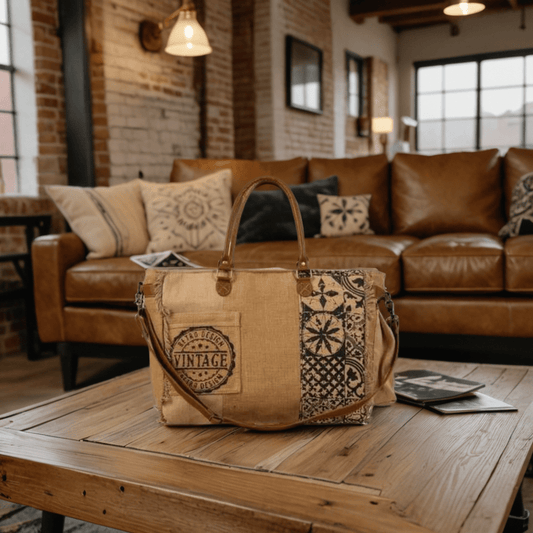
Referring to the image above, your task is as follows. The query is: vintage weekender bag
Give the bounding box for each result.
[136,177,399,430]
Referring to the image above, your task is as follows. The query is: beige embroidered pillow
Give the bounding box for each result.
[317,193,374,237]
[46,179,149,259]
[141,169,232,253]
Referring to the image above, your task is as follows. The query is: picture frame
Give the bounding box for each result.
[286,35,323,114]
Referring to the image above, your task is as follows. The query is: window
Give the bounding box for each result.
[0,0,17,193]
[346,52,363,118]
[415,49,533,155]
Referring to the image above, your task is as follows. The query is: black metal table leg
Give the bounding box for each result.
[41,511,65,533]
[504,483,530,533]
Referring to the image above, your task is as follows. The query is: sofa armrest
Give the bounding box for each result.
[32,233,86,343]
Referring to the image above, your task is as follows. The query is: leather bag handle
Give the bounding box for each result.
[136,289,399,432]
[216,176,312,297]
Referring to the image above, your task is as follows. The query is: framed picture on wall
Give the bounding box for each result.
[286,36,323,114]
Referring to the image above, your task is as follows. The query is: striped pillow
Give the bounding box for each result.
[46,179,149,259]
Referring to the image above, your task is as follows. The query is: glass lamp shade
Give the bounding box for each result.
[165,10,212,57]
[372,117,394,134]
[443,2,485,16]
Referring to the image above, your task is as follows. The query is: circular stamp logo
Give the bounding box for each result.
[170,326,236,393]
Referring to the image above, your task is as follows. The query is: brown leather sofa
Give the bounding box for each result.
[32,148,533,390]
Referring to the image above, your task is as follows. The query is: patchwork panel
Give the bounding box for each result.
[299,270,372,425]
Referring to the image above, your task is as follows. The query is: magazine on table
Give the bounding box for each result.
[130,251,201,269]
[395,370,517,414]
[424,392,517,414]
[394,369,485,403]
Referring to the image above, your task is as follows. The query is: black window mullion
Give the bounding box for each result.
[478,63,482,149]
[414,66,419,152]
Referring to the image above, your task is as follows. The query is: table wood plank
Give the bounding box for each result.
[0,370,148,431]
[0,429,433,533]
[343,364,532,533]
[460,369,533,533]
[126,425,240,456]
[27,384,153,440]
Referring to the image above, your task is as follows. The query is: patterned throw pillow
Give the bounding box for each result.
[317,194,374,237]
[141,169,232,253]
[499,172,533,240]
[46,179,149,259]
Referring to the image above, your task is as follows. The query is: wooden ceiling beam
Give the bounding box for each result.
[379,9,451,27]
[349,0,447,20]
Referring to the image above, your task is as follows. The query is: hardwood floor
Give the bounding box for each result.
[1,351,532,532]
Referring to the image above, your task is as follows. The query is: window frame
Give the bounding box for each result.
[414,47,533,154]
[0,0,19,192]
[346,51,364,119]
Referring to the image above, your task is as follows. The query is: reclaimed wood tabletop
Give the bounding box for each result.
[0,357,532,533]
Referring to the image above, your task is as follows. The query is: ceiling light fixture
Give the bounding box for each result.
[139,0,212,57]
[443,1,486,16]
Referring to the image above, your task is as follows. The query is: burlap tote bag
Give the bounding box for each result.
[136,177,399,431]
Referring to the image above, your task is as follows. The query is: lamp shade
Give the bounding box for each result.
[443,2,485,16]
[165,10,212,57]
[372,117,394,134]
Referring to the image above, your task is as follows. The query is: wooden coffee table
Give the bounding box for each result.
[0,358,532,533]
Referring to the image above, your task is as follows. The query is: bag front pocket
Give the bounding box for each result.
[163,311,241,395]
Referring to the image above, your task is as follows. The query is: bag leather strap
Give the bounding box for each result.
[216,176,312,297]
[136,290,399,432]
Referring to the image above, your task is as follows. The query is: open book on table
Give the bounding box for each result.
[130,251,201,269]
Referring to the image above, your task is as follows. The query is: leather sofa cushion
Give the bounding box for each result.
[66,257,144,306]
[395,295,533,337]
[185,235,418,296]
[504,148,533,216]
[504,235,533,293]
[392,150,504,237]
[170,157,308,200]
[402,234,504,292]
[308,154,390,234]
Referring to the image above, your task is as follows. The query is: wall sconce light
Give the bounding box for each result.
[372,117,394,155]
[139,0,212,57]
[443,1,486,16]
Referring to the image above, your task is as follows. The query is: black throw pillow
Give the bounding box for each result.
[236,175,338,244]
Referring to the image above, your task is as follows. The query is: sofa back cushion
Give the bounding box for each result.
[391,150,503,238]
[504,148,533,217]
[307,154,390,234]
[170,157,308,200]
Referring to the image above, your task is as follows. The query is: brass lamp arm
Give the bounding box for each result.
[160,0,196,29]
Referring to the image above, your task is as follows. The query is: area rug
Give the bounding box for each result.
[0,501,126,533]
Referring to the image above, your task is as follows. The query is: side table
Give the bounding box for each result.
[0,214,51,360]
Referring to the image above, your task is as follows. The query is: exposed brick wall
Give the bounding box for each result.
[275,0,335,159]
[102,0,201,184]
[32,0,68,193]
[254,0,274,160]
[87,0,111,186]
[204,0,235,159]
[345,56,389,157]
[232,0,255,160]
